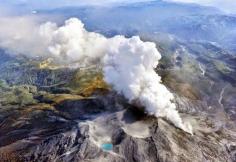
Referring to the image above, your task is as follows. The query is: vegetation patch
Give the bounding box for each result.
[67,69,109,97]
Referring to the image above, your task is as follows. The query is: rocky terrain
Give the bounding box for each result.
[0,34,236,162]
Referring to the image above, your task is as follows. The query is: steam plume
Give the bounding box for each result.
[0,17,192,133]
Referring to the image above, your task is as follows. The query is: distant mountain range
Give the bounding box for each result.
[38,0,236,53]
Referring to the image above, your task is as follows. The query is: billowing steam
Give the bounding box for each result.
[103,36,192,133]
[0,17,192,134]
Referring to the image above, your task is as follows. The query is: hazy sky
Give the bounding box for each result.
[165,0,236,13]
[1,0,236,13]
[1,0,154,7]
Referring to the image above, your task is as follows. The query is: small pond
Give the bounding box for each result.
[101,143,113,151]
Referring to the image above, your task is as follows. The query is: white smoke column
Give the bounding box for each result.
[0,16,56,57]
[0,17,107,64]
[103,36,192,134]
[45,18,108,64]
[0,17,192,133]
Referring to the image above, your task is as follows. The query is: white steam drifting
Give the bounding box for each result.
[0,17,192,133]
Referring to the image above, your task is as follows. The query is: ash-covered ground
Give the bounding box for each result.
[0,34,236,161]
[0,1,236,162]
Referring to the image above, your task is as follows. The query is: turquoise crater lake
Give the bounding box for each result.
[101,143,113,151]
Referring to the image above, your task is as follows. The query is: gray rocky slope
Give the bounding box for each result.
[0,37,236,162]
[0,91,235,162]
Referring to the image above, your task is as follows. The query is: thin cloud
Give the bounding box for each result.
[0,0,156,9]
[165,0,236,13]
